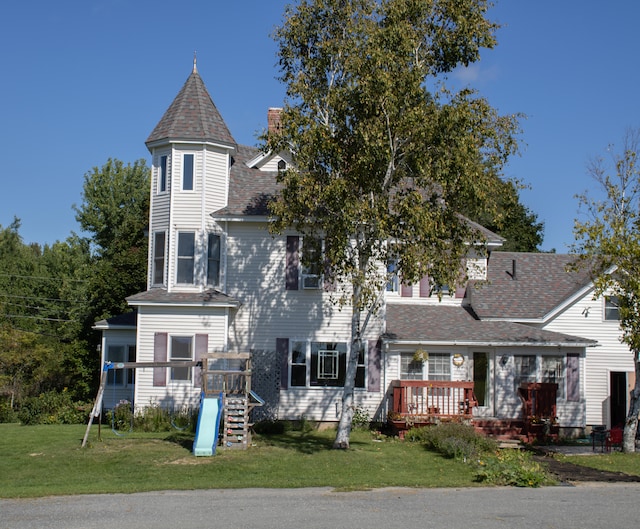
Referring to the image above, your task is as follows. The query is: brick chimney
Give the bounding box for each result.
[267,107,283,135]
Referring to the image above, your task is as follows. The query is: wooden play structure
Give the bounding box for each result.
[81,352,262,452]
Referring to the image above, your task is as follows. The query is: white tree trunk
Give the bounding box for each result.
[623,358,640,452]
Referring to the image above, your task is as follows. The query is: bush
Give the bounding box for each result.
[407,422,497,461]
[475,449,552,487]
[0,400,18,423]
[351,406,371,429]
[17,390,88,425]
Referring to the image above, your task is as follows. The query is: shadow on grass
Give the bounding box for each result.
[164,432,195,451]
[256,430,371,454]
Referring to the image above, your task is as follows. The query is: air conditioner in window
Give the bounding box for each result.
[302,274,322,289]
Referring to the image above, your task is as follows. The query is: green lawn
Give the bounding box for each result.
[559,451,640,476]
[0,423,478,498]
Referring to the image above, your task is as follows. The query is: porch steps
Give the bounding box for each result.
[474,419,525,441]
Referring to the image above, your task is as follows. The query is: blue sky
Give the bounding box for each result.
[1,1,638,252]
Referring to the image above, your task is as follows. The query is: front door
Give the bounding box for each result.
[610,371,627,428]
[473,351,494,417]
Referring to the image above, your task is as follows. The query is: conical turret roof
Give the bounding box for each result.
[146,62,236,149]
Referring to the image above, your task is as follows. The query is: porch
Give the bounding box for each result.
[389,380,559,442]
[389,380,478,437]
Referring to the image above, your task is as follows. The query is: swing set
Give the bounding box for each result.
[81,354,262,451]
[81,359,200,447]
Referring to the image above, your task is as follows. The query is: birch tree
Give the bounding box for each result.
[572,128,640,452]
[267,0,520,449]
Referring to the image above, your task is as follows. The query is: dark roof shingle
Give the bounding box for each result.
[468,252,593,320]
[146,69,236,147]
[385,304,595,346]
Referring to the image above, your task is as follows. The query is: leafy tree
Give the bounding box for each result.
[267,0,520,448]
[572,128,640,452]
[74,158,150,321]
[468,178,544,252]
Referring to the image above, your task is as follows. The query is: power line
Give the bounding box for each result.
[2,314,75,323]
[0,293,87,305]
[0,273,87,283]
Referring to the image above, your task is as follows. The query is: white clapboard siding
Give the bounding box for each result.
[133,306,228,410]
[542,289,633,425]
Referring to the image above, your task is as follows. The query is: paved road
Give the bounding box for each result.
[2,484,639,529]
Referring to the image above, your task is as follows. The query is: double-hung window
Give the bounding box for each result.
[427,353,451,381]
[170,336,192,381]
[153,231,166,285]
[106,345,136,385]
[159,155,167,193]
[400,353,423,380]
[177,232,195,284]
[182,154,194,191]
[386,259,399,293]
[301,237,323,289]
[605,296,620,321]
[207,233,221,286]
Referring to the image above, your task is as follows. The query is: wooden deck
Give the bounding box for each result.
[389,380,478,437]
[389,380,559,442]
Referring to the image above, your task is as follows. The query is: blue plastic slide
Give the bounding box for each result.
[193,392,223,456]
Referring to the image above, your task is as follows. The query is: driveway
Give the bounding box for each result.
[2,485,640,529]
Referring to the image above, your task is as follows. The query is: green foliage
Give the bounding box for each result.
[468,178,544,252]
[572,128,640,450]
[475,449,551,487]
[107,400,134,432]
[267,0,520,447]
[74,158,150,324]
[408,422,497,460]
[351,406,371,429]
[17,390,89,425]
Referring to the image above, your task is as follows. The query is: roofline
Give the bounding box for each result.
[383,339,597,348]
[126,299,240,309]
[210,214,271,222]
[145,138,237,152]
[92,322,137,331]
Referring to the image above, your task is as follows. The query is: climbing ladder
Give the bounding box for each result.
[222,394,250,448]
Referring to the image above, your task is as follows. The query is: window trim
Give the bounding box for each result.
[206,232,221,287]
[152,231,166,286]
[176,231,196,285]
[301,237,324,289]
[604,296,620,321]
[182,153,194,191]
[169,335,193,382]
[288,340,365,389]
[158,155,168,193]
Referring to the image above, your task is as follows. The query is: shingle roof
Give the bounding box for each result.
[146,67,236,148]
[385,304,595,346]
[468,252,594,320]
[126,289,240,307]
[212,145,280,217]
[93,311,137,330]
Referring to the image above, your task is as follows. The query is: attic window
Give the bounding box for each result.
[605,296,620,321]
[277,159,287,171]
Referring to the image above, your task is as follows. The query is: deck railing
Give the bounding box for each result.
[391,380,478,420]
